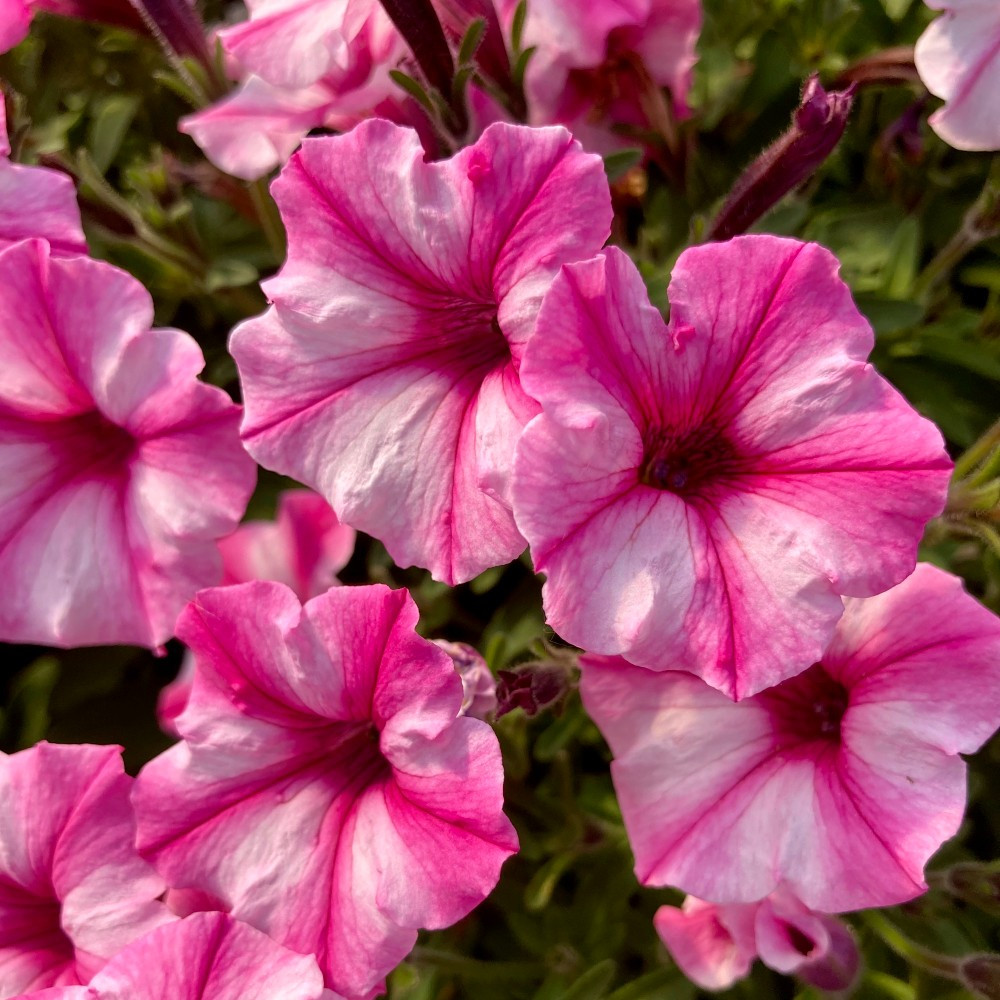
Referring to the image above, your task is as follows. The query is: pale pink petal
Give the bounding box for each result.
[0,162,86,256]
[179,76,335,181]
[0,743,170,997]
[233,119,611,584]
[219,488,355,599]
[219,0,351,88]
[88,912,326,1000]
[915,1,1000,151]
[516,239,950,699]
[654,898,758,991]
[134,583,516,997]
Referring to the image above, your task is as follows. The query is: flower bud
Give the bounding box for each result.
[708,75,855,242]
[962,954,1000,1000]
[495,661,571,718]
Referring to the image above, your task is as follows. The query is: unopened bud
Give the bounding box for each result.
[962,954,1000,1000]
[495,661,570,719]
[708,75,855,242]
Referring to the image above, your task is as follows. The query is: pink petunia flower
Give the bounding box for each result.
[156,488,355,735]
[0,240,256,649]
[14,911,336,1000]
[498,0,701,152]
[580,563,1000,912]
[655,891,860,992]
[231,119,612,585]
[915,0,1000,151]
[512,238,951,699]
[133,582,518,998]
[0,104,85,255]
[0,742,171,998]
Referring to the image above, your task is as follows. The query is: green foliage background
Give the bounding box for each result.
[1,0,999,996]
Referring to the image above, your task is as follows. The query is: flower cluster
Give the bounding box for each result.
[1,0,1000,996]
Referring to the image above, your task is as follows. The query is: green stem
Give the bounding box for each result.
[862,911,963,981]
[248,178,286,262]
[915,156,1000,299]
[954,417,1000,481]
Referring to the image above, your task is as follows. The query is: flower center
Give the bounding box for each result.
[56,409,136,477]
[639,425,741,496]
[759,663,850,747]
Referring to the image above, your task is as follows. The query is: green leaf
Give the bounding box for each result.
[511,0,528,52]
[555,960,617,1000]
[512,45,537,89]
[603,148,643,182]
[458,17,486,66]
[86,93,140,173]
[389,70,436,114]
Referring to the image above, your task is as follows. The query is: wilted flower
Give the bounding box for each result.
[655,891,860,992]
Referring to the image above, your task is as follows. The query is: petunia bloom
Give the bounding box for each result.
[157,488,355,735]
[915,0,1000,151]
[0,742,171,998]
[655,891,860,992]
[580,563,1000,912]
[0,240,255,648]
[13,911,335,1000]
[232,119,612,584]
[134,582,518,998]
[498,0,701,153]
[0,103,85,255]
[513,238,951,699]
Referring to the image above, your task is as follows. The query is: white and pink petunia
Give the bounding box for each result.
[915,0,1000,151]
[498,0,701,152]
[0,240,256,649]
[0,742,171,998]
[580,563,1000,912]
[0,103,85,255]
[134,582,518,998]
[156,488,355,735]
[655,891,860,992]
[231,119,612,585]
[513,237,951,699]
[14,911,336,1000]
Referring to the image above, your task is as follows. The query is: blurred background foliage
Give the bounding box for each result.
[1,0,999,996]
